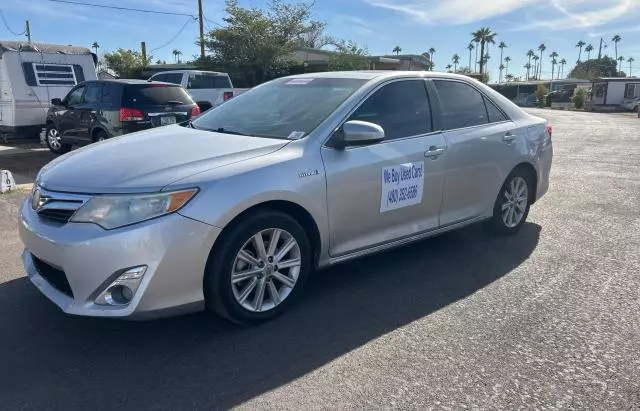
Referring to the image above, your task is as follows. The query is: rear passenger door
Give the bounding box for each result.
[432,79,517,226]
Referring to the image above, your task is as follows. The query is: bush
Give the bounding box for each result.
[535,84,548,108]
[572,87,588,109]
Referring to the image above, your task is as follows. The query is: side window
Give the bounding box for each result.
[484,97,508,123]
[150,74,167,82]
[434,80,488,130]
[164,73,183,85]
[101,83,121,105]
[347,80,432,140]
[83,84,102,104]
[66,86,85,106]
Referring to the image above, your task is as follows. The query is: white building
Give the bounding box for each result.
[591,77,640,108]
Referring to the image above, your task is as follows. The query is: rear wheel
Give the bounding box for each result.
[486,169,532,235]
[633,105,639,113]
[205,210,312,325]
[45,124,71,154]
[94,130,108,142]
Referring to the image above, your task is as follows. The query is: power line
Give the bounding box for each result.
[48,0,195,17]
[149,16,197,53]
[0,10,26,36]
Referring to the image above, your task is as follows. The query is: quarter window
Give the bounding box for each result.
[484,97,508,123]
[83,84,102,104]
[348,80,432,140]
[434,80,488,130]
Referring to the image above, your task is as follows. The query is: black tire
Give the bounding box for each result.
[45,124,71,154]
[485,168,533,235]
[94,129,108,142]
[204,210,312,325]
[633,106,639,113]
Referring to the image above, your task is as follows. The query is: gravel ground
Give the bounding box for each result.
[0,109,638,410]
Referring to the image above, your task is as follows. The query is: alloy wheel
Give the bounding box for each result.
[501,176,528,228]
[47,128,61,150]
[231,228,302,313]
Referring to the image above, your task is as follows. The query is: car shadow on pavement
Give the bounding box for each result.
[0,150,56,185]
[0,222,540,410]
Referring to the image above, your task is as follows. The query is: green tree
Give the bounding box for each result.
[452,53,460,72]
[172,49,182,63]
[628,57,635,77]
[204,0,324,86]
[611,34,622,68]
[568,56,620,80]
[498,41,507,82]
[505,73,514,82]
[471,27,497,76]
[445,63,452,72]
[504,56,511,79]
[428,47,436,70]
[392,45,402,56]
[537,43,546,79]
[103,48,152,78]
[576,40,586,63]
[535,84,548,107]
[327,40,369,71]
[617,55,625,75]
[584,44,594,61]
[549,51,559,80]
[91,41,100,70]
[532,55,540,79]
[560,58,567,78]
[524,63,532,80]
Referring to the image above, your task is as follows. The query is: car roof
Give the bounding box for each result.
[82,79,179,86]
[283,71,479,81]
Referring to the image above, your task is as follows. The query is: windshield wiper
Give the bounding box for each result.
[213,127,248,136]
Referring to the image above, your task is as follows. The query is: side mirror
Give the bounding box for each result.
[329,120,384,149]
[51,98,63,106]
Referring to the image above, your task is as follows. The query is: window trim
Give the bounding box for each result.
[32,63,77,87]
[323,77,439,150]
[430,78,512,132]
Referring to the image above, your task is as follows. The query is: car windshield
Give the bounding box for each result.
[190,77,367,139]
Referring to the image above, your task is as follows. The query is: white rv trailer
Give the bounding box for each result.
[0,41,97,141]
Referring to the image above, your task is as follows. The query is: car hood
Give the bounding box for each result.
[38,125,290,193]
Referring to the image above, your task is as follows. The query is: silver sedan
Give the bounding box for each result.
[19,71,553,324]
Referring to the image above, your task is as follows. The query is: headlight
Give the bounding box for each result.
[70,188,198,229]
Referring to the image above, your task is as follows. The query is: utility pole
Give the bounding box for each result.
[141,41,147,63]
[597,37,603,60]
[25,20,31,43]
[198,0,205,59]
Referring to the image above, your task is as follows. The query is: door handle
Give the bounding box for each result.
[503,132,516,142]
[424,146,445,158]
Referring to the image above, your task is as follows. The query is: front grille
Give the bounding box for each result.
[31,254,74,297]
[32,187,87,224]
[38,208,77,223]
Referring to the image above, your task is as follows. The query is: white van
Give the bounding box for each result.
[148,70,249,112]
[0,41,97,141]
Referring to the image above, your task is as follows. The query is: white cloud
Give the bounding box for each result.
[362,0,538,24]
[588,25,640,38]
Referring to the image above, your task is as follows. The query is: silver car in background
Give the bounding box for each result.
[19,71,553,324]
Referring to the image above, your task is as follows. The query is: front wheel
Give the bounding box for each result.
[45,124,71,154]
[486,170,532,235]
[205,210,312,325]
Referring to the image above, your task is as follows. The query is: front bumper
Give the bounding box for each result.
[19,198,221,319]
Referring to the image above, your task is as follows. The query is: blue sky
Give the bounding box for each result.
[2,0,639,81]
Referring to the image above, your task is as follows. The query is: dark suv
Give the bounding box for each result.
[44,79,201,154]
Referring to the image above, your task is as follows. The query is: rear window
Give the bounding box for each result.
[122,84,194,106]
[187,73,232,89]
[150,73,183,85]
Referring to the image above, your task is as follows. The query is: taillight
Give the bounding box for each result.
[191,105,201,117]
[119,107,144,122]
[545,124,553,137]
[223,91,233,101]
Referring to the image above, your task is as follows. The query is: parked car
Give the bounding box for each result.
[148,70,249,112]
[620,96,640,112]
[20,71,553,325]
[43,79,201,154]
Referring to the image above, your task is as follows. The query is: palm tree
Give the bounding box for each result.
[451,54,460,72]
[505,73,514,82]
[612,35,622,67]
[524,63,532,80]
[537,43,547,79]
[392,46,402,56]
[504,56,512,79]
[471,27,497,76]
[467,43,475,72]
[474,39,480,72]
[617,56,625,75]
[428,47,436,70]
[91,41,100,69]
[498,41,507,82]
[585,44,594,60]
[549,51,559,80]
[560,58,567,78]
[526,49,535,80]
[445,64,452,72]
[499,64,506,82]
[628,57,635,77]
[172,49,182,63]
[532,55,540,80]
[576,40,586,63]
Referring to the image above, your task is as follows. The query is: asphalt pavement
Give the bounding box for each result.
[0,109,638,410]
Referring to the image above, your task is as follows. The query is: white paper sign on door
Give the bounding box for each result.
[380,161,424,213]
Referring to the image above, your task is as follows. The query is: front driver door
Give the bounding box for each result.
[321,79,447,257]
[58,85,85,138]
